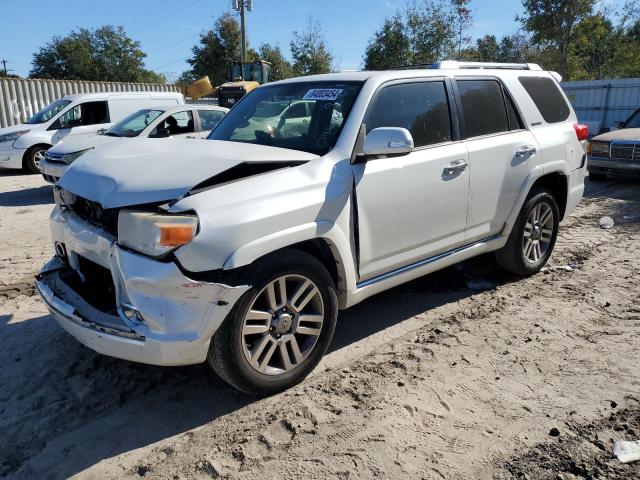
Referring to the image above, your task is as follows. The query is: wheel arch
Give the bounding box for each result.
[22,143,52,169]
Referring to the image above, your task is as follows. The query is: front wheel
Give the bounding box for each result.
[495,188,560,276]
[207,250,338,395]
[24,145,49,174]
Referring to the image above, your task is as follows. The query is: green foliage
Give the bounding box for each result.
[186,13,243,87]
[364,14,412,69]
[518,0,594,76]
[29,26,164,83]
[406,1,457,63]
[290,19,334,76]
[258,44,293,81]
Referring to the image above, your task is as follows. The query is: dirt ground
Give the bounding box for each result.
[1,171,639,480]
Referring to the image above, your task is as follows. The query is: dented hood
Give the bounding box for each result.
[58,138,318,208]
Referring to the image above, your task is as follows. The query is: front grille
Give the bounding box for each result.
[611,143,640,161]
[67,196,120,237]
[62,256,117,314]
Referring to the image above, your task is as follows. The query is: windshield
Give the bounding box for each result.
[25,99,71,124]
[208,82,362,155]
[625,109,640,129]
[106,109,164,137]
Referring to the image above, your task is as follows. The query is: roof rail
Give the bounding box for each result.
[432,60,543,71]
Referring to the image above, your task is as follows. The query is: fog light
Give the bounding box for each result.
[119,304,145,324]
[54,241,67,260]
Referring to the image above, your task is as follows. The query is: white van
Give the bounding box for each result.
[0,91,184,172]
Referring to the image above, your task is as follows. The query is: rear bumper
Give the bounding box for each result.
[0,142,25,169]
[37,207,250,366]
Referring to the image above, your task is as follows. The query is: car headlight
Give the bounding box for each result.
[61,148,93,164]
[0,130,30,143]
[588,141,610,156]
[118,210,198,258]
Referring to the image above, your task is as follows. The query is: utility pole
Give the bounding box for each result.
[1,59,8,76]
[232,0,253,62]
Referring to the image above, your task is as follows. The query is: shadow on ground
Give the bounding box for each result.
[0,256,516,479]
[0,185,53,207]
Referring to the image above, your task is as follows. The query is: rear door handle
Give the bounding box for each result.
[516,145,537,157]
[443,160,467,176]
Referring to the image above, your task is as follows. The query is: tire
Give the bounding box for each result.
[588,172,607,182]
[207,249,338,395]
[23,145,49,174]
[495,187,560,276]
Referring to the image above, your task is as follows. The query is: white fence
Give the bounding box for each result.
[561,78,640,135]
[0,77,180,128]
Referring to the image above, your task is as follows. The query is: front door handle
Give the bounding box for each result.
[516,145,537,157]
[443,159,467,176]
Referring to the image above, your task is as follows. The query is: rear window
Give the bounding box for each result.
[518,76,570,124]
[457,79,509,137]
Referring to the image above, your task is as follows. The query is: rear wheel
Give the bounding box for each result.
[24,145,49,174]
[207,250,338,395]
[495,188,560,276]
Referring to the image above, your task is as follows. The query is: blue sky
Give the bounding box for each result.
[0,0,624,81]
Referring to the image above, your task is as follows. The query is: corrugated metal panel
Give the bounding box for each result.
[561,78,640,134]
[0,78,180,128]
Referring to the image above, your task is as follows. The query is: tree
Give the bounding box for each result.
[474,35,501,61]
[451,0,473,58]
[186,12,243,87]
[406,1,456,64]
[518,0,594,76]
[290,19,333,76]
[363,14,412,69]
[29,26,164,83]
[258,43,293,81]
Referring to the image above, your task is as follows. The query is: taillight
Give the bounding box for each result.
[574,123,588,141]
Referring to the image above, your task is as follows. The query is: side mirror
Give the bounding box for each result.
[97,128,106,135]
[151,128,171,138]
[362,127,414,157]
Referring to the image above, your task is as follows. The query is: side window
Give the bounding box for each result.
[505,91,524,130]
[518,76,570,124]
[154,110,194,135]
[58,101,110,128]
[366,81,452,148]
[457,79,509,138]
[286,102,308,119]
[198,110,226,131]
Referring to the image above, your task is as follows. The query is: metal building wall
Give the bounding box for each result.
[561,78,640,134]
[0,78,180,128]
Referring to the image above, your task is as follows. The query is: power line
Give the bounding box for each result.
[150,56,190,71]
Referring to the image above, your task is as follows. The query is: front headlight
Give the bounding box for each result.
[61,148,94,164]
[0,130,30,143]
[588,141,610,156]
[118,210,198,258]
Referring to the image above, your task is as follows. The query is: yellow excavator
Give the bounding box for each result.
[186,60,271,108]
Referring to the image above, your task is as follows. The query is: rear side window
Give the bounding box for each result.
[366,81,452,148]
[519,76,570,123]
[57,101,110,128]
[198,110,226,130]
[457,79,509,137]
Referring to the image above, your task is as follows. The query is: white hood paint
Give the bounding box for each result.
[0,124,33,136]
[48,134,119,155]
[58,138,318,208]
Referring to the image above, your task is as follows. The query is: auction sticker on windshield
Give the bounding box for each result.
[303,89,345,101]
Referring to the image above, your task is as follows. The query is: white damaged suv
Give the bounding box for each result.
[37,61,587,394]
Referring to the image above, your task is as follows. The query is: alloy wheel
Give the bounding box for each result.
[241,274,324,375]
[522,201,554,263]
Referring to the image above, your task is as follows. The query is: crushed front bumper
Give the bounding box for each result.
[37,207,250,366]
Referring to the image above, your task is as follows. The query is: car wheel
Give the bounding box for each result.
[495,187,560,276]
[24,145,49,174]
[207,249,338,395]
[588,172,607,181]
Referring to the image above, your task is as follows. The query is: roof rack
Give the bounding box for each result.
[432,60,542,71]
[385,64,433,70]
